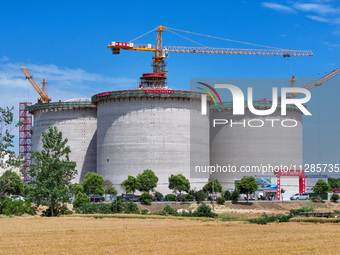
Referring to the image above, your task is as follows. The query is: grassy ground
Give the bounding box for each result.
[0,216,339,254]
[138,201,340,215]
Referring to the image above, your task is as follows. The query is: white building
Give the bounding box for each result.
[0,152,21,177]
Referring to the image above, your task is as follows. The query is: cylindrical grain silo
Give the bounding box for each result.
[29,99,97,183]
[210,100,303,191]
[92,89,210,194]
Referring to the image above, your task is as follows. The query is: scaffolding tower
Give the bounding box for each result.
[19,102,32,182]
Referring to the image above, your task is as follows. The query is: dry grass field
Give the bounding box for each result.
[0,216,339,255]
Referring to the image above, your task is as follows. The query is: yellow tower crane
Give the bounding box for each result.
[108,25,313,88]
[21,65,51,103]
[289,67,340,98]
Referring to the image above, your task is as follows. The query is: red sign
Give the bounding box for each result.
[274,169,305,177]
[96,92,111,97]
[145,90,173,93]
[332,189,340,193]
[276,170,306,200]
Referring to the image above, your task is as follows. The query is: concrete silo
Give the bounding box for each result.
[92,89,210,194]
[209,100,303,191]
[29,99,97,183]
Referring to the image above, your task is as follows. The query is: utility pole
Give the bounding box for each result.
[211,178,215,212]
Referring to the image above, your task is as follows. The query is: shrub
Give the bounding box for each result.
[223,190,231,201]
[110,200,125,213]
[98,203,112,214]
[42,203,73,217]
[163,205,178,216]
[75,203,98,214]
[290,206,314,216]
[155,211,166,216]
[0,196,11,214]
[231,190,239,204]
[73,192,90,208]
[2,200,35,216]
[248,214,291,225]
[74,200,127,214]
[154,191,163,201]
[165,194,176,201]
[194,190,205,203]
[331,194,339,202]
[125,202,140,214]
[140,193,152,205]
[216,197,225,205]
[59,204,72,215]
[182,194,193,202]
[141,209,148,215]
[194,204,217,218]
[278,215,290,222]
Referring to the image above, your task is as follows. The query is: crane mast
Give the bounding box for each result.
[21,65,51,104]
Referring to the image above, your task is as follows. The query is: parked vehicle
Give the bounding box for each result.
[88,194,105,202]
[290,193,309,200]
[10,195,24,201]
[176,194,195,202]
[120,193,140,202]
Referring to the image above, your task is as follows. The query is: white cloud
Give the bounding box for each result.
[0,56,9,61]
[0,61,136,97]
[306,15,330,22]
[262,1,340,32]
[293,3,338,15]
[262,2,297,13]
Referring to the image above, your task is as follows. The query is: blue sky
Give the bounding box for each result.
[0,0,339,174]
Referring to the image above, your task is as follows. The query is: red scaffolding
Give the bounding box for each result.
[19,102,32,182]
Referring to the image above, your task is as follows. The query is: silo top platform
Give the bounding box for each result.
[28,101,96,113]
[91,89,209,104]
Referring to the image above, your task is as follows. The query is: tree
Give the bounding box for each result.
[203,179,222,194]
[73,192,90,208]
[28,126,77,216]
[281,188,286,201]
[331,194,339,203]
[0,170,24,196]
[102,180,117,201]
[122,175,139,194]
[0,106,24,173]
[70,183,84,196]
[223,190,231,201]
[231,190,239,204]
[236,176,257,203]
[312,179,331,194]
[106,186,117,196]
[168,174,190,200]
[82,172,104,195]
[328,177,340,189]
[194,190,206,203]
[136,169,158,193]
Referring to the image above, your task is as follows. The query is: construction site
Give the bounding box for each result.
[18,25,340,196]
